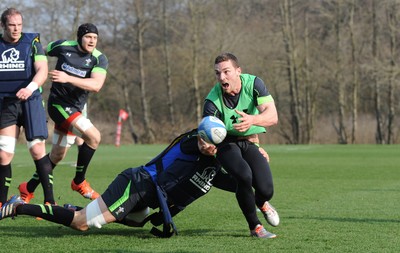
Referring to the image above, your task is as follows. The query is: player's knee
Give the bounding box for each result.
[27,138,45,150]
[0,135,16,154]
[27,139,46,160]
[91,130,101,147]
[49,145,68,164]
[50,152,63,164]
[84,128,101,149]
[236,173,253,186]
[52,132,76,148]
[266,189,274,200]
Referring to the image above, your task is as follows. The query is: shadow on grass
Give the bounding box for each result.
[0,224,246,239]
[0,225,157,238]
[182,228,248,238]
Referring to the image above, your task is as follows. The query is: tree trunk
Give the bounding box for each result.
[134,0,155,143]
[372,0,385,144]
[303,8,316,144]
[387,4,396,144]
[349,0,358,144]
[334,0,348,144]
[70,2,83,39]
[122,83,139,144]
[162,1,175,124]
[280,0,301,144]
[189,1,202,123]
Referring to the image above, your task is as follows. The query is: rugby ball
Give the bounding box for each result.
[198,116,227,145]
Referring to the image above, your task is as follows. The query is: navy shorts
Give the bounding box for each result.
[101,167,158,221]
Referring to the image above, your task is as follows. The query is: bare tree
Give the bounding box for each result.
[133,0,155,143]
[280,0,301,144]
[188,1,202,122]
[372,0,385,144]
[70,0,85,38]
[162,0,175,124]
[349,0,359,144]
[303,8,319,144]
[333,0,348,144]
[2,0,399,144]
[122,82,139,144]
[386,2,397,144]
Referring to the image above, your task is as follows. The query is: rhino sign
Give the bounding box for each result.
[0,48,24,71]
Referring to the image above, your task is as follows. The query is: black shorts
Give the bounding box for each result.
[101,167,158,221]
[0,97,25,128]
[47,100,81,130]
[0,92,48,140]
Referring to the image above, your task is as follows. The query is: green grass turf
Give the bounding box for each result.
[1,144,399,252]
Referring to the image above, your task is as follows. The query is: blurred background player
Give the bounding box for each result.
[0,8,55,207]
[19,23,108,202]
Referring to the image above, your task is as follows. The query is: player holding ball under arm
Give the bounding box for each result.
[0,129,276,239]
[203,52,280,238]
[18,23,108,202]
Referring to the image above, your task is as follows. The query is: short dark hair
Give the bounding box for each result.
[214,53,240,68]
[1,8,22,27]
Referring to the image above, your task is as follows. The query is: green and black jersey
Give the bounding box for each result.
[46,40,108,110]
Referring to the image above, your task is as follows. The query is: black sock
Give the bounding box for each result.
[0,164,11,204]
[74,142,96,184]
[35,155,56,204]
[16,204,74,227]
[26,172,39,193]
[27,154,56,193]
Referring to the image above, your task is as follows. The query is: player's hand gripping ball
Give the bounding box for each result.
[198,116,227,145]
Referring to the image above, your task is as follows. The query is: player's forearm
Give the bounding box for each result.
[66,75,104,92]
[252,110,278,128]
[254,102,278,128]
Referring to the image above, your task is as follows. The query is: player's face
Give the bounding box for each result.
[1,14,23,43]
[214,60,242,96]
[80,33,98,53]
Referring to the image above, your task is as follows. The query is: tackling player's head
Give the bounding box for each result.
[77,23,98,53]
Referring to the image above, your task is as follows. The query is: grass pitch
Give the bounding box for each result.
[1,144,399,252]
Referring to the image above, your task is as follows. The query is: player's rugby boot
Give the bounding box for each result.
[250,224,277,239]
[0,195,24,220]
[71,179,100,200]
[259,201,280,227]
[18,182,35,203]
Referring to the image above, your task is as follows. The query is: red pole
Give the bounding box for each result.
[115,116,122,147]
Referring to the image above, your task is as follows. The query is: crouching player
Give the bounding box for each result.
[0,129,278,239]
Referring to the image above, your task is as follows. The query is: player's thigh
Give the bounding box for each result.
[49,130,72,162]
[102,168,151,220]
[216,142,252,184]
[48,102,80,132]
[243,144,274,192]
[78,121,100,142]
